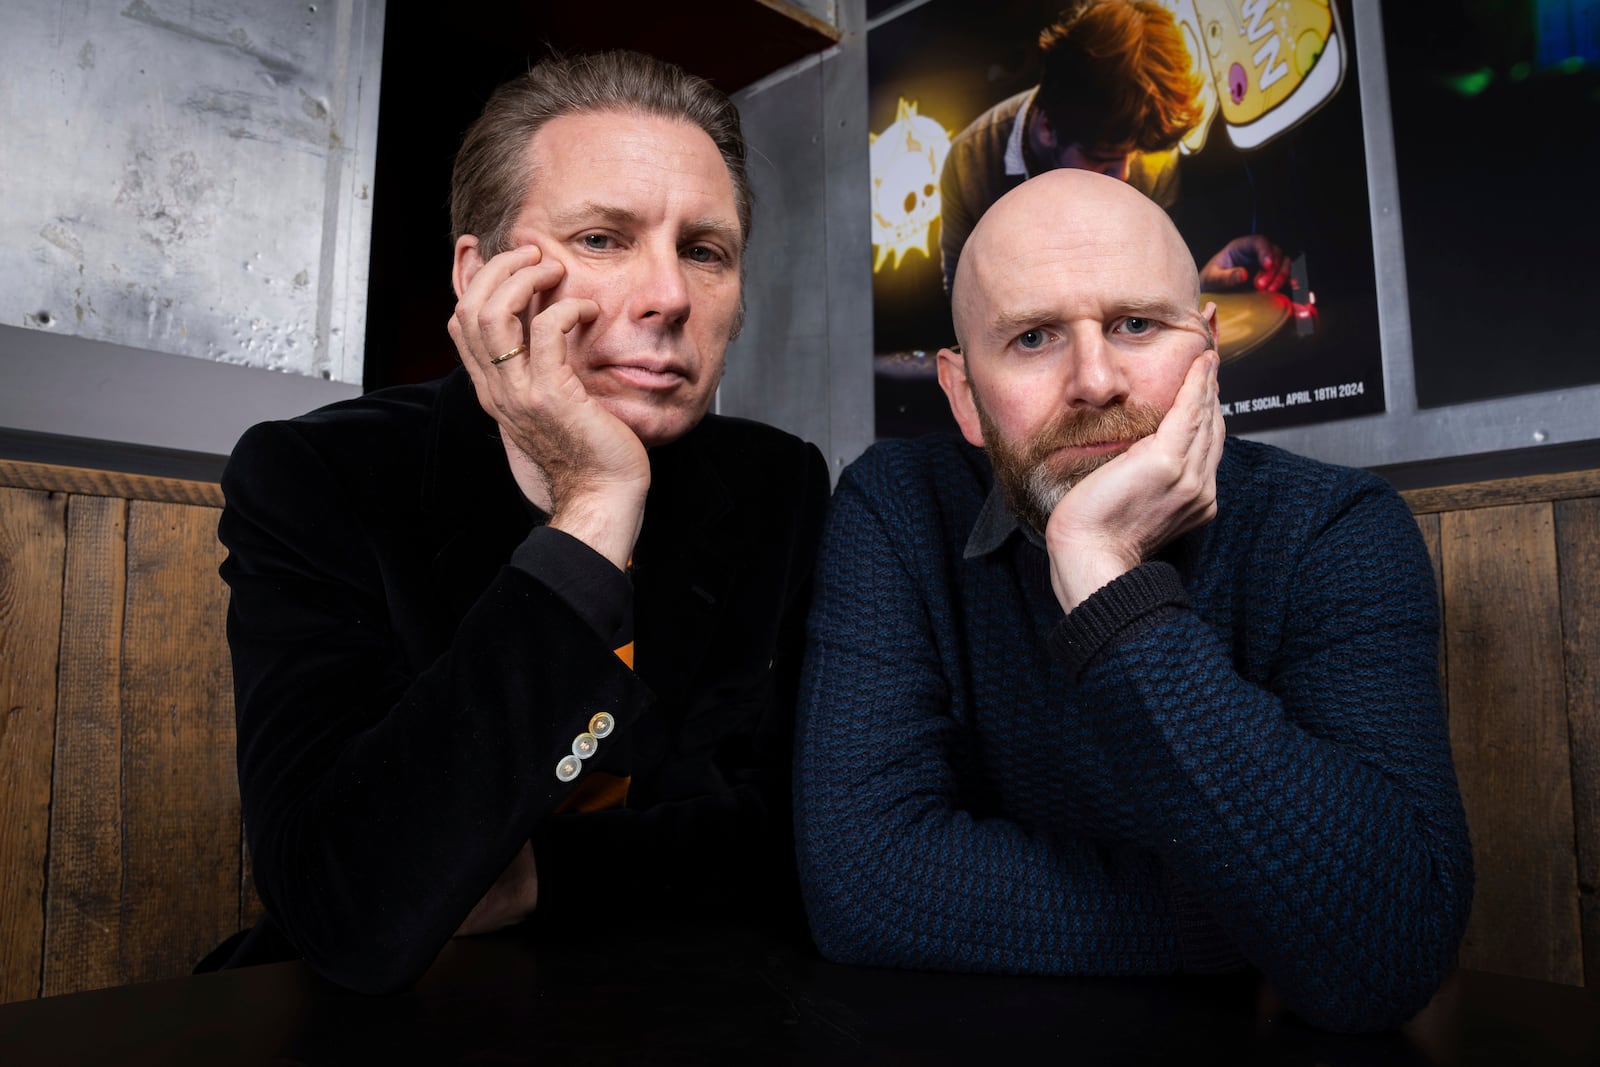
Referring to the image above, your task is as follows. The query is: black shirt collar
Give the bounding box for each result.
[963,474,1204,583]
[964,481,1045,559]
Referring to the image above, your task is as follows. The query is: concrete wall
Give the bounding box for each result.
[1,0,383,384]
[0,0,381,461]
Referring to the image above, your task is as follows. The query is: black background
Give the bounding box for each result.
[1383,0,1600,409]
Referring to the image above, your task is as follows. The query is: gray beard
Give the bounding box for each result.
[1019,464,1077,533]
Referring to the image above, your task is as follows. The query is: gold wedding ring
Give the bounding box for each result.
[489,343,527,366]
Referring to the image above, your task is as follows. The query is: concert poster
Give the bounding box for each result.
[866,0,1386,437]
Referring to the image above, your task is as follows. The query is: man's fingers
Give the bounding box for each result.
[1197,353,1224,509]
[457,245,542,326]
[452,254,573,410]
[490,298,602,403]
[1165,351,1221,478]
[460,258,564,347]
[529,297,601,340]
[1204,354,1224,460]
[480,258,563,320]
[472,259,565,346]
[492,297,599,386]
[1196,351,1221,445]
[465,244,542,297]
[1169,350,1217,431]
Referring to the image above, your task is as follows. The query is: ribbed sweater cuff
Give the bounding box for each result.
[1048,561,1190,679]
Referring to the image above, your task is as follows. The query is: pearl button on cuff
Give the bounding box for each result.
[573,732,599,760]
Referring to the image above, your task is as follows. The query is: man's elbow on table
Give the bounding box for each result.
[284,912,450,996]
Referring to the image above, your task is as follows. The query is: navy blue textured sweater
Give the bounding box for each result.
[795,434,1473,1032]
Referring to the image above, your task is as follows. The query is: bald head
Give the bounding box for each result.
[934,168,1217,535]
[950,169,1203,352]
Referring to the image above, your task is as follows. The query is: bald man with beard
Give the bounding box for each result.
[794,171,1472,1032]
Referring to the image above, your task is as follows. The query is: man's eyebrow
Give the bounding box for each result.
[985,298,1205,338]
[547,202,645,229]
[680,216,743,252]
[985,307,1058,339]
[1111,297,1202,326]
[543,204,741,253]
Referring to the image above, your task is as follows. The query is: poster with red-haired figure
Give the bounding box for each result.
[868,0,1383,437]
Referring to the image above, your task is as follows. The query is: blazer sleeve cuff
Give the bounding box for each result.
[510,525,632,646]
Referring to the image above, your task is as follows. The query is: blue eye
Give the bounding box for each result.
[581,234,612,250]
[1121,317,1153,335]
[1017,329,1047,350]
[685,245,720,264]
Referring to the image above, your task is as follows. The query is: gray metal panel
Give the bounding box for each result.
[0,0,383,386]
[819,0,876,478]
[722,64,833,451]
[0,324,359,458]
[726,0,874,480]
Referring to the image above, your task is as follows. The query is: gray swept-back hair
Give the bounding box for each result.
[450,50,752,259]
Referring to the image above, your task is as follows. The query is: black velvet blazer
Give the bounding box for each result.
[215,368,829,992]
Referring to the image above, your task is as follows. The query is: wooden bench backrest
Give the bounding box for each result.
[1403,469,1600,989]
[0,460,258,1003]
[1,459,1596,1002]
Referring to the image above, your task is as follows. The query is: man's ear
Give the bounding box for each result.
[1201,299,1220,352]
[1030,106,1058,151]
[936,347,986,448]
[452,235,484,301]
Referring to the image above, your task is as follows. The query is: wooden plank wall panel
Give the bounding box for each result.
[1555,498,1600,988]
[42,496,128,997]
[1415,514,1447,718]
[0,458,1595,1000]
[118,500,238,984]
[0,488,67,1004]
[1442,503,1583,985]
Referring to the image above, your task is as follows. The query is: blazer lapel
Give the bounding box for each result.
[420,369,537,632]
[631,422,740,706]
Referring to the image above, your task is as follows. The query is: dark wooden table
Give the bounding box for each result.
[2,922,1596,1065]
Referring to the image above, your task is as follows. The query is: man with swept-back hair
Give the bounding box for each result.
[205,50,829,993]
[939,0,1288,296]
